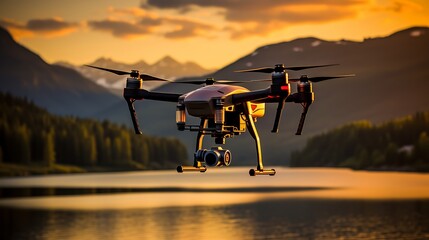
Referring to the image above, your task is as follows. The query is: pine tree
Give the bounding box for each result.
[42,129,56,167]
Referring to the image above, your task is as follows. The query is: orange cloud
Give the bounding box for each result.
[163,18,216,39]
[88,7,218,39]
[371,0,423,13]
[142,0,369,38]
[88,19,154,39]
[0,18,79,39]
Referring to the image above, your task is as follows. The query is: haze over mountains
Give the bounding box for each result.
[1,26,429,165]
[56,56,214,94]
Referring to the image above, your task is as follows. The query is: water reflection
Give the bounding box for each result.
[2,199,429,240]
[0,186,333,198]
[1,168,429,239]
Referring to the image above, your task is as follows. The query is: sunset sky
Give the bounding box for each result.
[1,0,428,69]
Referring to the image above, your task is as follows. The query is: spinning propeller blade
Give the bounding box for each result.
[235,64,339,73]
[85,65,171,82]
[289,74,355,82]
[286,64,339,71]
[235,67,275,73]
[85,65,130,75]
[139,74,171,81]
[173,79,271,85]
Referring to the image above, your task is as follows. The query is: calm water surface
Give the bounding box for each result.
[1,167,429,239]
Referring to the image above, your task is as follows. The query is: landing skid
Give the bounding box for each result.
[249,168,276,176]
[177,165,207,173]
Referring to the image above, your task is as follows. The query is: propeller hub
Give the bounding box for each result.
[274,64,285,72]
[130,70,139,78]
[300,75,309,82]
[205,78,215,85]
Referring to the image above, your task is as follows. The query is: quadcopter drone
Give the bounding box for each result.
[86,64,353,176]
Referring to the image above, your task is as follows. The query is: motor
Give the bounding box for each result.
[195,147,232,167]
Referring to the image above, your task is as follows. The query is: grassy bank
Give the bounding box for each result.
[0,160,175,177]
[0,163,87,177]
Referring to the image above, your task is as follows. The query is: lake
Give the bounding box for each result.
[1,167,429,239]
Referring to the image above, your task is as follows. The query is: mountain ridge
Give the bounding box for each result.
[56,55,215,94]
[0,26,121,117]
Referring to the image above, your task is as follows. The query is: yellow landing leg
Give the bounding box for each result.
[177,165,207,173]
[249,169,276,176]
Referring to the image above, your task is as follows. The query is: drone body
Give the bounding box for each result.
[87,64,353,176]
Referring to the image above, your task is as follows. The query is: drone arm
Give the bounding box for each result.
[123,89,182,135]
[231,88,271,104]
[144,90,181,102]
[124,88,181,102]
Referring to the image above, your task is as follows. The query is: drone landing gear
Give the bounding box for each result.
[177,119,208,173]
[177,105,275,176]
[249,169,276,176]
[244,103,276,176]
[177,165,207,173]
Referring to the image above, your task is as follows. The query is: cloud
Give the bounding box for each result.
[163,18,216,39]
[142,0,368,38]
[26,19,78,32]
[88,7,218,39]
[371,0,422,13]
[88,19,153,38]
[89,0,369,40]
[0,18,79,38]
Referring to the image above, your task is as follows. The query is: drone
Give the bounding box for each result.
[86,63,354,176]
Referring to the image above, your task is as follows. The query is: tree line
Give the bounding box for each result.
[290,112,429,171]
[0,92,188,169]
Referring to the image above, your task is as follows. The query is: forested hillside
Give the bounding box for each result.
[0,92,188,176]
[290,112,429,172]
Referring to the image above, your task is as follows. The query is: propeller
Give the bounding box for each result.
[84,65,267,85]
[213,75,355,84]
[173,78,243,85]
[235,64,339,73]
[84,65,171,82]
[289,74,355,82]
[173,78,274,85]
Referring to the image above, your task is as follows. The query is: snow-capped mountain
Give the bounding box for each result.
[56,56,215,93]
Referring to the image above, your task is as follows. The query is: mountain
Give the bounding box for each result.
[0,27,121,117]
[99,26,429,166]
[56,56,215,94]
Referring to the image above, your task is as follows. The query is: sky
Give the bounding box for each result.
[0,0,428,69]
